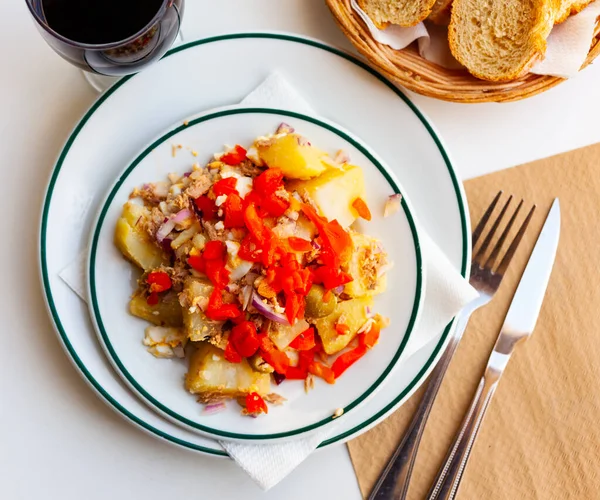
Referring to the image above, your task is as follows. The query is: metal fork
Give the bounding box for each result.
[369,192,535,500]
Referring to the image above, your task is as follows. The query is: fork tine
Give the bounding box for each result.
[474,195,513,263]
[483,199,523,270]
[495,204,537,276]
[472,191,502,248]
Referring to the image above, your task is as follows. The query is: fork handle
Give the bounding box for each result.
[427,370,499,500]
[368,310,474,500]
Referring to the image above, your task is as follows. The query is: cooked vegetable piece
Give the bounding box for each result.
[305,284,337,318]
[248,353,274,373]
[181,278,225,341]
[268,319,309,351]
[256,134,327,180]
[344,232,388,298]
[287,165,367,228]
[129,292,183,327]
[185,343,271,399]
[314,296,373,354]
[115,202,169,270]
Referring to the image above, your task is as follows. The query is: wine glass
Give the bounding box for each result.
[25,0,184,92]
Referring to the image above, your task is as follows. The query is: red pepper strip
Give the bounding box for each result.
[309,361,335,384]
[213,177,238,196]
[203,240,226,260]
[352,197,372,221]
[244,203,272,242]
[206,288,241,321]
[223,193,245,229]
[261,194,290,217]
[287,236,313,252]
[245,392,268,414]
[238,234,262,262]
[331,346,368,379]
[335,323,351,335]
[360,324,381,349]
[220,145,247,166]
[224,340,242,363]
[285,367,308,379]
[301,203,353,264]
[312,266,353,290]
[204,259,230,289]
[322,220,353,264]
[259,335,290,375]
[147,271,172,293]
[286,348,314,379]
[254,168,284,196]
[289,327,316,351]
[230,321,260,357]
[187,254,205,273]
[285,292,304,324]
[146,291,159,306]
[193,195,217,221]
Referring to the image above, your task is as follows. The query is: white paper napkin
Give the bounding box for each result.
[351,0,600,78]
[58,72,477,490]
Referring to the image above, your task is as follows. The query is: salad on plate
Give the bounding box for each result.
[114,123,400,417]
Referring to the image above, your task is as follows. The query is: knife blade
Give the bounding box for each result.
[493,198,561,359]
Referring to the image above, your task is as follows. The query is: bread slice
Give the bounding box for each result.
[428,0,453,25]
[448,0,556,81]
[555,0,595,23]
[357,0,438,28]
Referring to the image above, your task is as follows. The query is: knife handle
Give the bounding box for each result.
[428,368,500,500]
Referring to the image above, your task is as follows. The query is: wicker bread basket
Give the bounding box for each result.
[326,0,600,103]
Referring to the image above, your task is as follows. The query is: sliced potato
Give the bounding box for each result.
[257,134,327,180]
[185,343,271,399]
[314,296,373,355]
[115,202,168,271]
[182,278,224,341]
[287,165,367,228]
[129,292,183,327]
[344,232,388,298]
[268,319,309,351]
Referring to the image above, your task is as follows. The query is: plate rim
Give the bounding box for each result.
[38,32,468,455]
[88,106,424,441]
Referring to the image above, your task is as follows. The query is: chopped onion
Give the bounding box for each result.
[311,240,321,250]
[156,208,192,242]
[242,285,254,310]
[173,345,186,359]
[230,261,253,282]
[202,402,226,415]
[334,285,345,294]
[384,194,402,217]
[276,122,295,134]
[296,135,311,146]
[251,292,289,324]
[365,306,374,318]
[334,149,350,164]
[273,372,286,385]
[156,219,176,243]
[357,318,375,334]
[172,208,192,223]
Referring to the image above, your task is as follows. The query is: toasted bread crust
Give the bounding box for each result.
[358,0,439,27]
[428,0,453,25]
[448,0,556,82]
[555,0,595,23]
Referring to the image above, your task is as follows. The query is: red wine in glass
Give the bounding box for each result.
[26,0,184,88]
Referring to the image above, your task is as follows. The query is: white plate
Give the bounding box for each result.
[88,107,424,442]
[39,33,469,455]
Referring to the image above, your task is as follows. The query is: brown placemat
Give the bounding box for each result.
[348,143,600,499]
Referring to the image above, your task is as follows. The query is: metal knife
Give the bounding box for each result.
[428,198,561,500]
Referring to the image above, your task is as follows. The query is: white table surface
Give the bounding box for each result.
[2,1,598,499]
